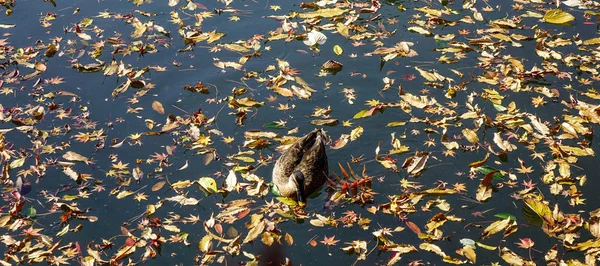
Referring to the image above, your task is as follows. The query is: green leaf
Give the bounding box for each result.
[271,184,281,196]
[493,103,507,112]
[276,197,299,206]
[543,9,575,24]
[494,213,516,221]
[24,206,37,218]
[263,122,284,129]
[476,166,504,180]
[333,44,343,56]
[62,195,79,201]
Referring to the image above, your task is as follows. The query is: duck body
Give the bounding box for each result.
[272,129,329,204]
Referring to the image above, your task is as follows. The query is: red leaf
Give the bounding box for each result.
[125,237,136,247]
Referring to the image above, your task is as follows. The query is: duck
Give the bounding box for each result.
[272,129,329,207]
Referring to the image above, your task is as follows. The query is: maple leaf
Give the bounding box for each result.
[23,226,43,237]
[184,215,201,224]
[129,133,142,141]
[570,197,585,206]
[516,158,534,174]
[530,151,545,161]
[516,238,534,249]
[402,74,416,81]
[453,183,467,193]
[372,227,393,239]
[270,5,281,11]
[112,161,129,170]
[556,71,572,80]
[423,139,436,147]
[49,255,70,266]
[320,235,339,246]
[73,132,91,143]
[277,103,290,110]
[442,149,456,157]
[151,152,169,161]
[62,247,79,257]
[56,110,70,120]
[365,99,380,107]
[0,87,14,95]
[134,193,148,202]
[522,180,536,189]
[46,76,65,85]
[516,165,534,174]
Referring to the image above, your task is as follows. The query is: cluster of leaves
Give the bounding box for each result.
[1,0,600,265]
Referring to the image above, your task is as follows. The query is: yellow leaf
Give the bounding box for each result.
[116,190,134,199]
[198,235,213,252]
[462,246,476,264]
[63,151,89,162]
[386,121,406,127]
[407,26,432,36]
[350,126,363,141]
[414,67,437,81]
[475,242,497,250]
[461,128,479,144]
[583,37,600,45]
[197,177,218,195]
[481,217,511,239]
[163,224,180,233]
[284,233,294,245]
[295,7,348,19]
[9,157,26,169]
[543,9,575,24]
[207,30,225,43]
[333,44,343,56]
[243,215,265,243]
[419,243,446,257]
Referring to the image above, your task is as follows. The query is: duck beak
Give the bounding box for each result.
[297,186,307,207]
[293,172,307,207]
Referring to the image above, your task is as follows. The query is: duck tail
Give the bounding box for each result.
[315,128,330,145]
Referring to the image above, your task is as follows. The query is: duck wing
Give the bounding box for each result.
[296,130,329,196]
[272,129,321,183]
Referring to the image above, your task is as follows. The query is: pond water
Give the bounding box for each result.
[1,0,600,265]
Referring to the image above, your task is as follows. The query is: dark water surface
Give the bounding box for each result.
[1,0,600,265]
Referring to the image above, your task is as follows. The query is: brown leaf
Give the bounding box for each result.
[285,233,294,246]
[475,171,494,202]
[152,101,165,115]
[405,220,422,235]
[152,181,166,192]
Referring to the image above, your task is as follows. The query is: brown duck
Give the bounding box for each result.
[272,129,329,207]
